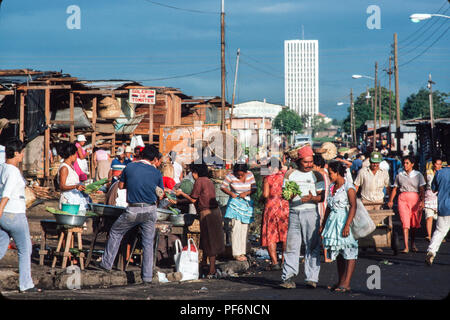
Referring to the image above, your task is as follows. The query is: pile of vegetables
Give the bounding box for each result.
[282,181,302,201]
[84,178,109,194]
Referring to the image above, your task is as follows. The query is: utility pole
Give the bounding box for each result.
[378,80,382,129]
[387,56,393,152]
[350,88,354,145]
[220,0,226,131]
[394,33,401,154]
[373,62,378,151]
[229,48,240,131]
[428,74,435,155]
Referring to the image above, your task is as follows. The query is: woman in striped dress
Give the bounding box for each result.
[221,163,256,261]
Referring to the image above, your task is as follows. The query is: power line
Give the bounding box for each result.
[135,67,220,81]
[399,25,450,68]
[141,0,219,15]
[240,58,284,80]
[240,52,283,74]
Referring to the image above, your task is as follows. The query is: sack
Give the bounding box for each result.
[77,158,89,175]
[174,238,199,281]
[350,199,376,239]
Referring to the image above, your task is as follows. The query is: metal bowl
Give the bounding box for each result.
[90,203,126,217]
[53,213,88,227]
[169,213,197,227]
[156,208,172,221]
[170,213,186,226]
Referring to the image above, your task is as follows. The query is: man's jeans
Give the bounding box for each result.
[101,205,157,282]
[0,212,35,291]
[282,206,321,283]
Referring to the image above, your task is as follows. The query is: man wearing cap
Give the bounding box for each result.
[280,145,324,289]
[125,146,134,162]
[0,119,9,164]
[108,146,131,184]
[354,151,391,211]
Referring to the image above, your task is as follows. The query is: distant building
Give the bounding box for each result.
[230,99,286,153]
[284,39,319,122]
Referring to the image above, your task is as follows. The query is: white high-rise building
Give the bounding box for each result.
[284,40,319,121]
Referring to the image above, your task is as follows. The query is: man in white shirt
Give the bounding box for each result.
[280,145,324,289]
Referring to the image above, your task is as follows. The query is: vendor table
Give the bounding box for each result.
[84,215,189,271]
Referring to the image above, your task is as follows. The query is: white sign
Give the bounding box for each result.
[129,89,156,104]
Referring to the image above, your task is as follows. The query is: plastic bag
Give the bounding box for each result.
[174,238,199,281]
[350,199,376,239]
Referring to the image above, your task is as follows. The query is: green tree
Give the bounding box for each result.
[402,88,450,119]
[301,114,331,137]
[273,108,304,137]
[343,87,397,134]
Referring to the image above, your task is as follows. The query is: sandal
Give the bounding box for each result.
[20,287,43,293]
[327,284,339,291]
[266,263,281,271]
[411,247,419,253]
[334,286,351,293]
[400,249,409,254]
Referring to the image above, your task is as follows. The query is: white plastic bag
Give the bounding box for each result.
[350,199,376,239]
[77,158,89,175]
[174,238,199,281]
[130,135,145,149]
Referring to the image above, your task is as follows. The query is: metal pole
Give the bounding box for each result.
[220,0,226,131]
[428,74,435,155]
[229,48,240,131]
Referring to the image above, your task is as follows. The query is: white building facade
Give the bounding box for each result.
[284,40,319,121]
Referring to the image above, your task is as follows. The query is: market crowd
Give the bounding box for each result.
[0,123,449,293]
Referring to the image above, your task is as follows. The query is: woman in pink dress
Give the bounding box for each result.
[261,157,289,270]
[73,135,89,182]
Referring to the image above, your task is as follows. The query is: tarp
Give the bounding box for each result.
[25,90,47,142]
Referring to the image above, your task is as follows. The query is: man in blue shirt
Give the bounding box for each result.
[350,154,363,180]
[426,166,450,266]
[99,145,164,283]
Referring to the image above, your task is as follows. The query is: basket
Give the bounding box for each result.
[321,142,337,161]
[90,192,106,204]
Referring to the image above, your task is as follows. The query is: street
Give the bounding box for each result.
[2,234,449,301]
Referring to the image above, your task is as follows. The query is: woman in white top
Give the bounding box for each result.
[0,139,41,293]
[57,142,87,211]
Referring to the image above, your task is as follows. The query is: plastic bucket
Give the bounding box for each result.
[61,203,80,215]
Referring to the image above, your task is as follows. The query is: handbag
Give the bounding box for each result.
[350,198,376,239]
[174,238,199,281]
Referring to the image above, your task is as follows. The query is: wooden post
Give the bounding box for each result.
[19,92,25,172]
[149,104,154,144]
[91,97,97,181]
[394,33,401,153]
[70,92,75,142]
[44,88,51,182]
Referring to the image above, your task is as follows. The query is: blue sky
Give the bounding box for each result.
[0,0,449,120]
